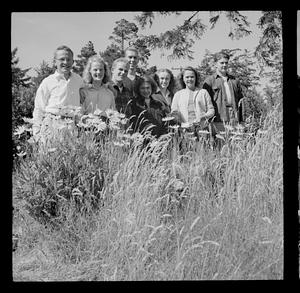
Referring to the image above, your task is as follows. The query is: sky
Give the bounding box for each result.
[11,11,265,77]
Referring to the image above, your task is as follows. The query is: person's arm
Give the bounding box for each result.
[236,79,244,122]
[110,91,116,111]
[32,80,49,135]
[79,87,87,115]
[202,77,214,101]
[202,89,215,119]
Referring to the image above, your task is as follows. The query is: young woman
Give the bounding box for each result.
[152,68,176,114]
[171,66,215,128]
[129,75,168,137]
[80,55,115,115]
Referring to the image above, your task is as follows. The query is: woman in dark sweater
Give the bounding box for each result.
[129,75,168,138]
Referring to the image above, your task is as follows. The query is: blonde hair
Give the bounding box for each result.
[82,55,111,85]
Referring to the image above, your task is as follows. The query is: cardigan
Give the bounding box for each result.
[171,88,215,124]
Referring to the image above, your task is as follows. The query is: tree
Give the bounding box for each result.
[12,48,33,129]
[11,47,32,90]
[100,43,123,69]
[100,19,152,75]
[197,48,259,90]
[73,41,97,76]
[109,19,138,52]
[134,11,251,61]
[32,60,55,88]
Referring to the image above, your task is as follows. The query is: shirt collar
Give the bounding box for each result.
[54,70,73,81]
[214,71,234,80]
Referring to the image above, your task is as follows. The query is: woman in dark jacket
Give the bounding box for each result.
[129,75,168,138]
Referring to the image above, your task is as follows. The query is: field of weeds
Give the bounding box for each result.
[12,106,283,281]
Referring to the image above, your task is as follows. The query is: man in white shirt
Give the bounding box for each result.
[32,45,84,135]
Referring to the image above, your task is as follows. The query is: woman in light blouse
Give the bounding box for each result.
[171,66,215,128]
[80,55,115,115]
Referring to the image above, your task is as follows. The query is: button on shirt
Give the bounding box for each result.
[33,71,84,121]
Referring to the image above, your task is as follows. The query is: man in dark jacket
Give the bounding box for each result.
[203,51,244,134]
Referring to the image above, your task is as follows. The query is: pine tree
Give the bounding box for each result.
[73,41,97,76]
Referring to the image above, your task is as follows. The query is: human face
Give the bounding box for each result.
[139,82,152,99]
[112,62,129,83]
[125,50,139,70]
[90,62,105,83]
[55,49,74,77]
[183,70,196,90]
[216,57,229,76]
[158,71,171,89]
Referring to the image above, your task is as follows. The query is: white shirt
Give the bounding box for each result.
[222,76,233,106]
[33,71,84,122]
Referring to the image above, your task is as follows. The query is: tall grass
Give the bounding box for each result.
[12,106,283,281]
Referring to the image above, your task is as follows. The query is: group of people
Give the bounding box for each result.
[32,45,244,141]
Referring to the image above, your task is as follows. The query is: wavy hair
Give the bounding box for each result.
[176,66,200,90]
[82,55,111,86]
[153,68,176,95]
[134,75,158,102]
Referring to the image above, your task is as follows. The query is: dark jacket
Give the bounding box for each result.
[152,89,174,114]
[109,81,133,118]
[203,73,244,123]
[123,75,144,98]
[129,96,168,137]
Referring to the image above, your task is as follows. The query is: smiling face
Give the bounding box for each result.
[139,81,152,99]
[54,49,74,78]
[216,57,229,76]
[125,49,139,71]
[158,71,171,89]
[90,61,105,83]
[112,61,129,83]
[183,70,196,90]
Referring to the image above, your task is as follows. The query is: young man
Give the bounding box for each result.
[123,46,143,98]
[202,51,244,133]
[109,57,133,117]
[32,45,84,135]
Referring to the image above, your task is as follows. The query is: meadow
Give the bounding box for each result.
[12,105,283,281]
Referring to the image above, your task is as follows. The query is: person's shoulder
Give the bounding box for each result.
[174,88,185,95]
[71,72,84,82]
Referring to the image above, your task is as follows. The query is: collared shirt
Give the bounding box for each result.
[80,84,115,114]
[33,70,84,122]
[202,72,243,123]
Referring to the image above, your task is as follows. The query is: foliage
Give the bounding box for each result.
[100,43,123,69]
[13,105,283,280]
[109,19,138,52]
[31,60,55,88]
[73,41,97,76]
[11,47,32,90]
